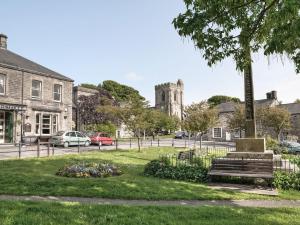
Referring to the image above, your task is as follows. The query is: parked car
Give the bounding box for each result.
[81,130,96,137]
[280,141,300,154]
[50,131,91,147]
[175,131,188,139]
[90,132,114,146]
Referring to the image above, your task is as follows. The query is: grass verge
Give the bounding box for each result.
[0,200,299,225]
[0,147,299,200]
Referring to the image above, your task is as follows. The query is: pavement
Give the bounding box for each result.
[0,195,299,208]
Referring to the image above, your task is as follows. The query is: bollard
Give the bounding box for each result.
[184,139,187,148]
[18,141,21,159]
[151,139,152,147]
[47,142,50,157]
[129,138,132,149]
[116,139,118,150]
[172,139,174,147]
[78,139,80,153]
[37,139,40,158]
[52,144,55,156]
[158,138,160,147]
[98,141,101,150]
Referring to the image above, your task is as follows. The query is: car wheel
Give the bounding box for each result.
[64,142,69,148]
[85,141,90,147]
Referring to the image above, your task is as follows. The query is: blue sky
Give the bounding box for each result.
[1,0,299,105]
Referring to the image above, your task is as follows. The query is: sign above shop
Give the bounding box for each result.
[0,103,27,111]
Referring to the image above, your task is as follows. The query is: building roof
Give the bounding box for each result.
[217,99,277,113]
[0,48,73,82]
[279,103,300,115]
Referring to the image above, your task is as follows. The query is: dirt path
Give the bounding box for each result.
[0,195,299,208]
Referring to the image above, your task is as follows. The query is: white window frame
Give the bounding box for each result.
[0,74,6,95]
[212,127,222,138]
[32,80,42,100]
[35,113,59,135]
[53,84,62,102]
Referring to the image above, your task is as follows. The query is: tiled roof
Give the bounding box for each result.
[0,48,73,82]
[279,103,300,114]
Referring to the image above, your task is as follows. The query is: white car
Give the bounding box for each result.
[50,131,91,147]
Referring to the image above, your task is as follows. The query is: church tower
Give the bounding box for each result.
[155,79,184,120]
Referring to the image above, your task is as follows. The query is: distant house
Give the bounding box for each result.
[0,34,73,144]
[206,91,284,141]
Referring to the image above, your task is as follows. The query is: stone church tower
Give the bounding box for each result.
[155,79,184,120]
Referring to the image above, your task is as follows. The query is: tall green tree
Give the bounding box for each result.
[259,106,291,141]
[208,95,241,107]
[183,102,218,151]
[101,80,145,103]
[227,104,246,138]
[174,0,300,138]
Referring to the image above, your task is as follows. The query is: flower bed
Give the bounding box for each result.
[56,162,123,178]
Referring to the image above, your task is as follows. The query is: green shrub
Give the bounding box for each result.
[144,159,208,183]
[273,171,300,190]
[265,136,288,154]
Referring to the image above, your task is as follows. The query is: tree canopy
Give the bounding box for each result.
[101,80,145,103]
[208,95,241,107]
[173,0,300,73]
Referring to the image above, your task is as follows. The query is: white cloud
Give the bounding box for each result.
[125,72,143,81]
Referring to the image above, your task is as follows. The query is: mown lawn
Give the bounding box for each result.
[0,200,299,225]
[0,147,299,200]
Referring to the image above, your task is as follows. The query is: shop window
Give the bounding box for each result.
[42,114,51,134]
[32,80,42,99]
[35,114,41,134]
[0,74,6,95]
[53,84,62,102]
[213,127,222,138]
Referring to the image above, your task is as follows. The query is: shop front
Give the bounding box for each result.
[0,103,27,144]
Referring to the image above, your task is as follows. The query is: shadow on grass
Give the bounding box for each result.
[0,152,294,200]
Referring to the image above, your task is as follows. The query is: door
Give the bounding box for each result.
[225,132,231,141]
[0,112,5,144]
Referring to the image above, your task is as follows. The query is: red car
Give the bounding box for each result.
[90,132,114,146]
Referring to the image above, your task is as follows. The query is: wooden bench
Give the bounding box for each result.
[208,158,274,184]
[177,150,195,160]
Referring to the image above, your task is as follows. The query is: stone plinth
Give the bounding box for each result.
[235,138,265,152]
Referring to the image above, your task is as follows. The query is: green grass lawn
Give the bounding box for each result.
[0,147,299,200]
[0,200,299,225]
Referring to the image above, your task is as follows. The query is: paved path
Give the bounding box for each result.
[0,195,299,208]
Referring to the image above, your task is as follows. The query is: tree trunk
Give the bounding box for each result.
[243,43,257,138]
[137,136,141,152]
[199,134,202,151]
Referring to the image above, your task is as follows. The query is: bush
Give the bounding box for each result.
[265,136,288,154]
[144,158,208,183]
[273,171,300,190]
[56,162,123,178]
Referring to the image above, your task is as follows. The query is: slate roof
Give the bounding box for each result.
[279,103,300,115]
[0,48,73,82]
[217,99,277,113]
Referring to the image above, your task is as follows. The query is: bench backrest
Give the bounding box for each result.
[211,159,273,173]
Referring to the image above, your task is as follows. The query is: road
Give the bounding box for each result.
[0,138,235,160]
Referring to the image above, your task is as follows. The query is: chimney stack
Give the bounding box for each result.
[266,90,277,100]
[0,34,7,50]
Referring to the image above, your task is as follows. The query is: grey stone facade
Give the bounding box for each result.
[208,91,300,142]
[155,79,184,120]
[0,34,73,143]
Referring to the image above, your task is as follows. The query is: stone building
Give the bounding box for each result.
[155,79,184,120]
[205,91,279,141]
[0,34,73,144]
[207,90,300,142]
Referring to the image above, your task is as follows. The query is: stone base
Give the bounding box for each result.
[227,151,273,159]
[235,138,266,152]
